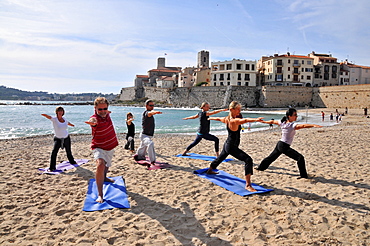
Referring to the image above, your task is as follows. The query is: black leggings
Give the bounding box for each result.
[258,141,307,178]
[210,141,253,175]
[50,135,75,170]
[186,133,219,153]
[124,136,135,151]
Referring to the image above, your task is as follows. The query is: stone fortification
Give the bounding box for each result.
[118,84,370,109]
[312,84,370,109]
[261,86,313,108]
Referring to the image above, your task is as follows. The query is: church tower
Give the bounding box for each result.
[197,50,209,68]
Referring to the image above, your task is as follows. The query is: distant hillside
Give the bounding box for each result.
[0,85,117,101]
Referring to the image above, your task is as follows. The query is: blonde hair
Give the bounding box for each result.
[200,102,209,109]
[228,101,241,120]
[94,97,109,106]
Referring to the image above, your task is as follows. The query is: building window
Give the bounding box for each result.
[227,73,230,80]
[220,64,225,70]
[220,74,224,80]
[276,74,283,81]
[237,82,241,85]
[301,75,304,79]
[226,64,232,70]
[302,60,305,64]
[332,66,337,73]
[252,64,255,70]
[237,73,241,80]
[288,59,291,63]
[324,73,329,80]
[245,82,249,86]
[324,65,329,72]
[245,74,250,80]
[307,75,311,80]
[227,82,230,85]
[277,59,283,65]
[220,82,224,86]
[288,67,291,71]
[236,64,242,70]
[213,74,217,81]
[277,67,282,73]
[307,61,312,65]
[288,75,290,79]
[245,64,250,70]
[332,73,337,78]
[214,82,217,86]
[301,68,304,72]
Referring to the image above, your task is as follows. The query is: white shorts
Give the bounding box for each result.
[92,148,115,167]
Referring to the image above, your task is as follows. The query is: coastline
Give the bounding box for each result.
[0,108,369,245]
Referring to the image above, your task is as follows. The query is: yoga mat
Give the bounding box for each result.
[175,153,234,162]
[39,159,89,175]
[135,158,171,170]
[82,176,130,212]
[194,168,273,196]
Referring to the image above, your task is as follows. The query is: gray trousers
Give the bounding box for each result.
[136,133,156,163]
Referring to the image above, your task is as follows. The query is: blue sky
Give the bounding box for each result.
[1,0,369,94]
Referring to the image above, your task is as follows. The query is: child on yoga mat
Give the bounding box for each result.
[182,102,228,157]
[256,108,322,179]
[41,106,76,172]
[206,101,264,192]
[85,97,119,203]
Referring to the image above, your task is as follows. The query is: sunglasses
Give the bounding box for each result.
[97,108,108,111]
[148,104,155,107]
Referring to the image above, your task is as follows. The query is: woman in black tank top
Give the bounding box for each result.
[207,101,264,192]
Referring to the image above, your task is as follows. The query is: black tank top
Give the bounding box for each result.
[126,122,135,139]
[198,111,210,134]
[226,124,241,146]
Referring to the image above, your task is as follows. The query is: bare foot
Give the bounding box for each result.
[245,185,257,192]
[96,196,104,203]
[206,168,219,174]
[105,178,115,183]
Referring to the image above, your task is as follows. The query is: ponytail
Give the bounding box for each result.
[281,108,297,123]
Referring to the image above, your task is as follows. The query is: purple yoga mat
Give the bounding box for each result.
[39,159,89,175]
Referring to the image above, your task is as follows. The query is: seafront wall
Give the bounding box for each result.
[312,84,370,109]
[118,85,370,109]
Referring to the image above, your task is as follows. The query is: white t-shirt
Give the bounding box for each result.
[51,117,69,138]
[279,121,296,145]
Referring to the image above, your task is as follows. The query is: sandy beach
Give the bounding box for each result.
[0,108,369,245]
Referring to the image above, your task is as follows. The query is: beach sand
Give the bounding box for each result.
[1,108,369,245]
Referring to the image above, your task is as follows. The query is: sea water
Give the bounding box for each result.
[0,101,337,139]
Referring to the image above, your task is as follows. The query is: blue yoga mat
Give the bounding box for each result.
[176,153,233,162]
[194,168,273,196]
[83,176,130,211]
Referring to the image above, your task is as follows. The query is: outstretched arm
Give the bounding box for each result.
[183,114,199,120]
[41,114,52,120]
[68,122,75,127]
[85,117,97,126]
[233,117,264,124]
[148,110,162,117]
[208,117,226,123]
[206,108,228,116]
[261,120,280,125]
[295,123,322,130]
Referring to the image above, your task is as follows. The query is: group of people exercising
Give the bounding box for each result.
[42,97,322,202]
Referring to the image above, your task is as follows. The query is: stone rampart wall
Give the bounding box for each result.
[118,84,370,109]
[312,84,370,109]
[261,86,313,108]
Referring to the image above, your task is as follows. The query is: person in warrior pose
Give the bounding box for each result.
[182,102,228,157]
[206,101,264,192]
[256,108,322,179]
